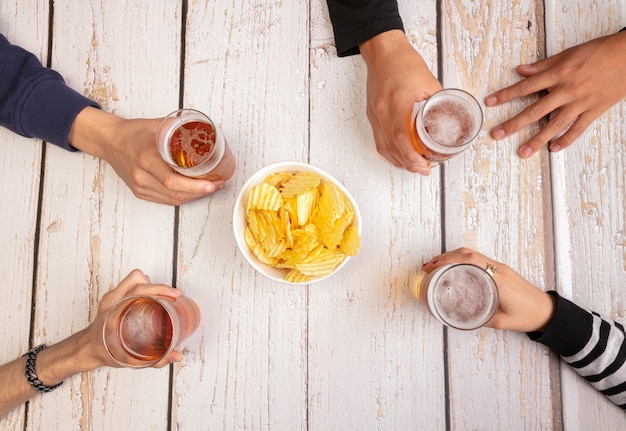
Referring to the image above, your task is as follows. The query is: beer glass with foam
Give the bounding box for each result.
[410,89,483,166]
[413,263,498,330]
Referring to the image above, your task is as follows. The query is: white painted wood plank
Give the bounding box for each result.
[307,0,445,429]
[548,0,626,428]
[0,3,48,429]
[26,1,180,429]
[442,0,558,429]
[172,1,310,429]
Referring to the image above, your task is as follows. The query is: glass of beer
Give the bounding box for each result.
[413,263,498,330]
[410,88,483,166]
[156,108,236,181]
[102,294,201,368]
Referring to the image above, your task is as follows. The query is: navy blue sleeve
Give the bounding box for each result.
[0,33,99,151]
[325,0,404,57]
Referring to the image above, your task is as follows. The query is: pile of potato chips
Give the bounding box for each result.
[244,171,360,283]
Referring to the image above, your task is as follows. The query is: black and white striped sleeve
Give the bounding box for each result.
[528,291,626,409]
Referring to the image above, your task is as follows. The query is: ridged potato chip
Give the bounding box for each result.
[279,172,321,198]
[248,183,282,211]
[244,170,360,282]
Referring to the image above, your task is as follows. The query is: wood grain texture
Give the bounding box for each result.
[0,3,49,430]
[25,1,180,429]
[172,1,310,430]
[2,0,626,429]
[441,0,558,429]
[548,0,626,428]
[307,0,446,429]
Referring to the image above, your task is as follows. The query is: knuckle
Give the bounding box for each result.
[161,175,176,190]
[371,99,387,117]
[169,192,186,206]
[518,79,534,95]
[550,116,571,131]
[528,103,550,120]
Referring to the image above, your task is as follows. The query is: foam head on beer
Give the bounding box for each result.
[427,264,498,330]
[410,88,483,165]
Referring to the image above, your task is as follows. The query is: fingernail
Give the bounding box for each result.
[492,128,505,140]
[549,144,560,152]
[520,146,532,158]
[485,95,497,106]
[422,262,428,267]
[431,259,439,265]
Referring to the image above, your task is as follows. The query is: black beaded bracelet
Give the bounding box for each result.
[23,344,63,393]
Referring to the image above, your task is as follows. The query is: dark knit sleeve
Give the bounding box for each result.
[325,0,404,57]
[529,291,626,409]
[0,34,99,151]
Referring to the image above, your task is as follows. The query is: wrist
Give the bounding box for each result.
[35,329,101,386]
[533,292,557,333]
[359,29,410,65]
[67,107,124,159]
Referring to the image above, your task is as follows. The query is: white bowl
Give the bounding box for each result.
[233,161,361,284]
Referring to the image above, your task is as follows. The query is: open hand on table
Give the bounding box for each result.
[360,30,442,175]
[68,107,227,206]
[422,247,556,333]
[486,31,626,158]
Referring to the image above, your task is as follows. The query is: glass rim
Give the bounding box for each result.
[102,294,177,369]
[429,263,499,330]
[155,108,223,173]
[417,88,484,148]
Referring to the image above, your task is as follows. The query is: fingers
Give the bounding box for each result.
[368,98,432,175]
[389,104,431,174]
[102,269,180,309]
[128,283,182,299]
[112,269,151,294]
[547,112,595,153]
[513,104,596,158]
[135,163,226,206]
[422,247,505,274]
[367,108,403,168]
[485,56,561,107]
[152,350,184,368]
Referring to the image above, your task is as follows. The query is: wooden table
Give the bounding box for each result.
[1,0,625,429]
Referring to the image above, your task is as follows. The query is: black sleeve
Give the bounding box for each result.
[325,0,404,57]
[528,291,626,409]
[527,291,593,357]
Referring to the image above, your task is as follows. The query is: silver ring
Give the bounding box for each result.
[485,264,497,277]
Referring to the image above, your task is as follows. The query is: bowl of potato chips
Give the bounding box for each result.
[233,161,361,284]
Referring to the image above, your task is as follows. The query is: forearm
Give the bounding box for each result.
[0,329,97,417]
[67,107,125,159]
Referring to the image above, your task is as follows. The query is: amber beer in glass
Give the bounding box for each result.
[410,89,483,166]
[413,264,498,330]
[102,294,201,368]
[156,108,236,181]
